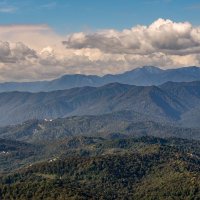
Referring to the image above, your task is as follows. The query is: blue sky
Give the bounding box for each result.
[0,0,200,33]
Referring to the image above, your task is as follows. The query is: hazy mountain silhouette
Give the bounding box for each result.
[0,66,200,92]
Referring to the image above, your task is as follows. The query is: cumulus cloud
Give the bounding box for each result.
[0,41,37,63]
[0,19,200,82]
[63,18,200,56]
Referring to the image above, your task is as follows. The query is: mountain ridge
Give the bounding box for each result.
[1,111,200,143]
[0,81,200,127]
[1,66,200,92]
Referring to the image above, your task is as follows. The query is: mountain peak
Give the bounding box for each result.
[180,66,200,71]
[140,66,163,73]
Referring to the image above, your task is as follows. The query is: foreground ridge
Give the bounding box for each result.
[0,136,200,200]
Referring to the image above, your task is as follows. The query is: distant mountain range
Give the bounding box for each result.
[0,81,200,127]
[0,66,200,92]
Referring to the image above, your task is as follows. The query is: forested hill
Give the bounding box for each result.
[0,81,200,127]
[1,136,200,200]
[0,111,200,143]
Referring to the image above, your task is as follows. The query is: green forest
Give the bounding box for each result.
[1,136,200,200]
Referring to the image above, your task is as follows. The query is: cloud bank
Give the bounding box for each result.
[0,18,200,81]
[63,19,200,56]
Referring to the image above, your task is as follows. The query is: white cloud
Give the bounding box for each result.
[0,6,17,13]
[63,18,200,56]
[40,2,57,9]
[0,24,62,51]
[0,19,200,82]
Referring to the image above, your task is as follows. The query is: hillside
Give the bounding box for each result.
[0,66,200,92]
[1,136,200,200]
[0,111,200,143]
[0,138,41,173]
[0,81,200,126]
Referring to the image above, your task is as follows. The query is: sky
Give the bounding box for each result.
[0,0,200,81]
